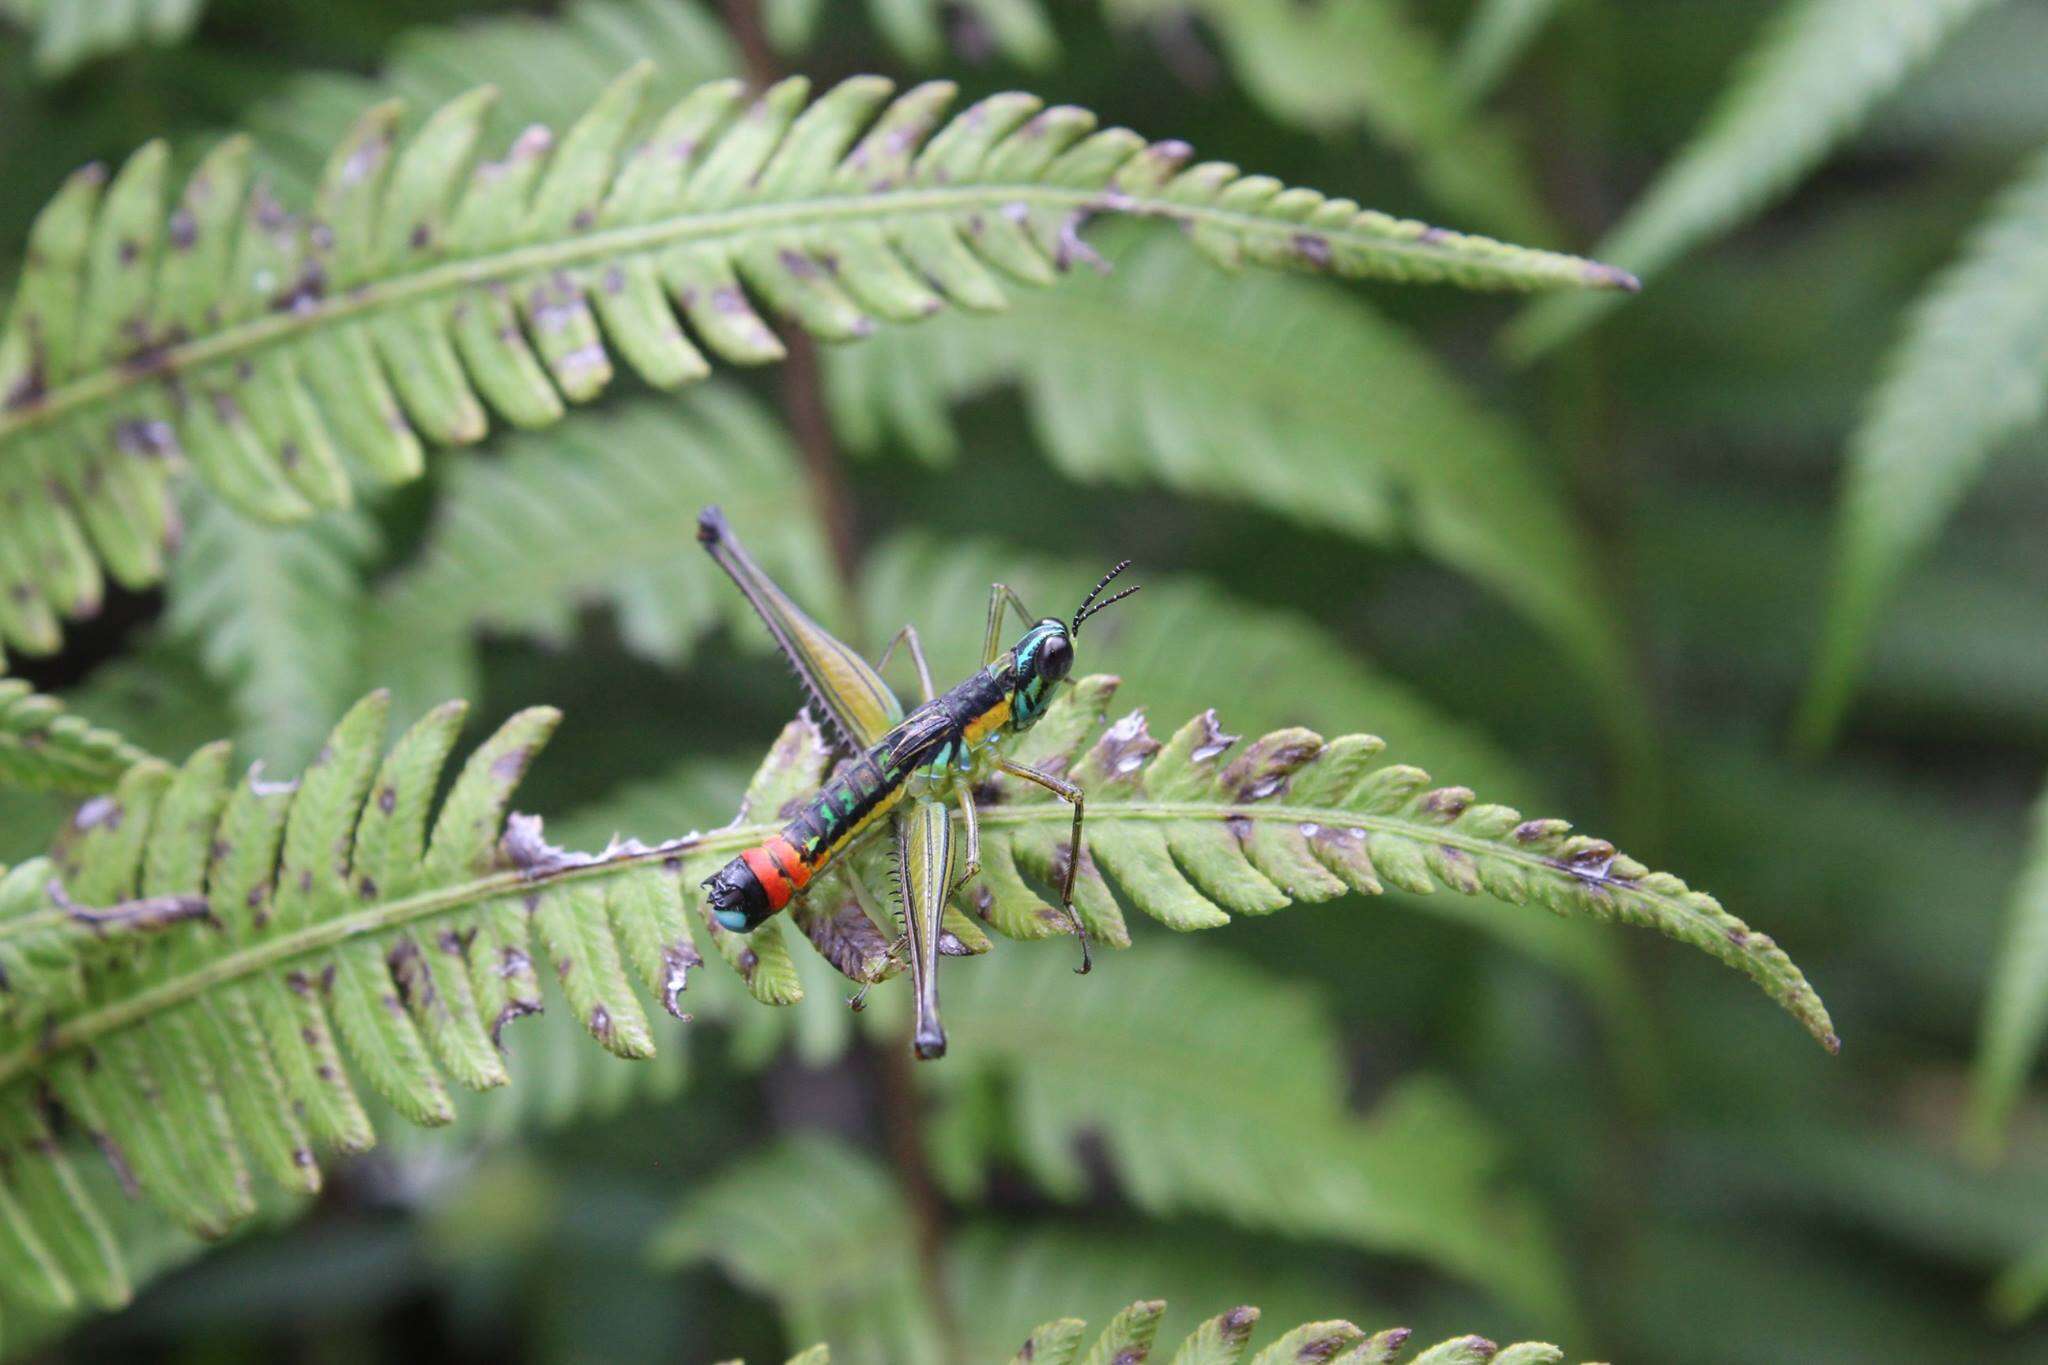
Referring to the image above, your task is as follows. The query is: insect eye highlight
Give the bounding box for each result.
[1036,632,1072,683]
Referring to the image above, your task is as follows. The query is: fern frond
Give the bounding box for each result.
[0,680,151,793]
[952,675,1835,1050]
[0,691,749,1314]
[364,386,833,721]
[1505,0,2000,361]
[1452,0,1565,101]
[830,236,1642,731]
[0,66,1633,665]
[0,0,204,79]
[660,1136,1571,1364]
[1970,775,2048,1154]
[1795,141,2048,750]
[0,669,1830,1320]
[165,495,376,770]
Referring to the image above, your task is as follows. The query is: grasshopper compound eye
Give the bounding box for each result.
[1037,630,1073,684]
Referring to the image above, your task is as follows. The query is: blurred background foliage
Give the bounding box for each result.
[3,0,2048,1360]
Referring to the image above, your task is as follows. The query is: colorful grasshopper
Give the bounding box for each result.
[696,507,1139,1059]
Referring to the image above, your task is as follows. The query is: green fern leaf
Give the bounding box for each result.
[165,494,376,770]
[0,679,151,793]
[954,676,1834,1050]
[1505,0,2001,361]
[1970,775,2048,1153]
[364,385,834,721]
[829,235,1644,737]
[1795,141,2048,749]
[0,0,204,79]
[1992,1233,2048,1324]
[0,66,1632,667]
[0,691,761,1312]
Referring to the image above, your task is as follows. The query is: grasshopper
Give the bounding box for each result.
[696,508,1138,1058]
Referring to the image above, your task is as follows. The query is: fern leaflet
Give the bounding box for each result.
[0,66,1631,668]
[1505,0,2001,361]
[0,680,151,794]
[1795,140,2048,749]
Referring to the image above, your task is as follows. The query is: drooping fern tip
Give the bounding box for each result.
[0,65,1636,667]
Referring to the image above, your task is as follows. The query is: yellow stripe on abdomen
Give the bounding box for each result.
[961,696,1012,746]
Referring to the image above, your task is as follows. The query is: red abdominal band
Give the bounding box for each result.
[741,837,812,912]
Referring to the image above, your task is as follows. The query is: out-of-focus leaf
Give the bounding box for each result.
[831,236,1646,751]
[764,0,1056,69]
[0,679,151,794]
[925,942,1574,1324]
[241,0,742,196]
[1453,0,1566,101]
[1797,141,2048,749]
[1506,0,2002,360]
[1971,779,2048,1154]
[364,388,834,726]
[655,1135,1569,1362]
[0,0,206,79]
[166,494,376,771]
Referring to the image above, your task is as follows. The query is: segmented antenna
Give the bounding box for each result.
[1072,560,1141,635]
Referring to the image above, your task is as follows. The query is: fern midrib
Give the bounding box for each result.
[0,183,1481,445]
[0,795,1691,1088]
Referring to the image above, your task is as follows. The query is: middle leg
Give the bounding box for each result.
[995,757,1092,974]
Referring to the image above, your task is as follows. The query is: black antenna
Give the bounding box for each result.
[1072,560,1141,636]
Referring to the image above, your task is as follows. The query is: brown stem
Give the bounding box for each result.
[720,0,860,588]
[716,4,949,1349]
